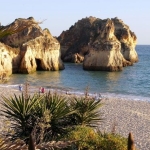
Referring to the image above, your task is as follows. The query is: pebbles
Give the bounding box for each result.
[99,97,150,150]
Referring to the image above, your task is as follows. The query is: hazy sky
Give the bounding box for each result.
[0,0,149,45]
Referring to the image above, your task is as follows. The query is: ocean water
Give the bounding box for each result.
[0,45,150,101]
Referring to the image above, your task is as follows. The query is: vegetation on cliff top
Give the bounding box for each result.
[0,17,42,39]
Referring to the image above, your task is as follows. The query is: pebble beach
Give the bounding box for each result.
[99,97,150,150]
[0,86,150,150]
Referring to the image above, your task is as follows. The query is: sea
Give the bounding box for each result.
[0,45,150,101]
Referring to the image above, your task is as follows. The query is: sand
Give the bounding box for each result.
[0,86,150,150]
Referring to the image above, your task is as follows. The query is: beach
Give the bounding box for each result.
[99,97,150,150]
[0,86,150,150]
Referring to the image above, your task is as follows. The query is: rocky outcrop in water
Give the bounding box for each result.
[0,17,64,76]
[58,16,138,71]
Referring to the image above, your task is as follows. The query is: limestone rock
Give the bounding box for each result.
[58,16,138,71]
[19,29,64,73]
[0,42,20,76]
[72,53,84,63]
[0,17,64,75]
[58,17,96,63]
[0,17,43,47]
[112,17,138,63]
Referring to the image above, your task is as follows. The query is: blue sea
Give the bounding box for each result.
[0,45,150,101]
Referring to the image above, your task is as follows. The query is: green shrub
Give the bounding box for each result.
[100,133,127,150]
[63,126,127,150]
[64,126,102,150]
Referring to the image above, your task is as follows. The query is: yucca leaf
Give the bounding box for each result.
[69,96,103,127]
[0,93,43,139]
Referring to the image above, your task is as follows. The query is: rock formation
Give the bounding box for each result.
[0,42,19,76]
[0,17,64,76]
[58,16,138,71]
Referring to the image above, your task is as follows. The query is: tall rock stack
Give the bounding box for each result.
[58,16,138,71]
[0,17,64,76]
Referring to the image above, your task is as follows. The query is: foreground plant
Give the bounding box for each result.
[69,95,103,127]
[65,125,102,150]
[64,125,128,150]
[100,133,127,150]
[0,135,73,150]
[33,91,75,142]
[128,132,135,150]
[0,93,43,139]
[0,136,26,150]
[0,90,103,144]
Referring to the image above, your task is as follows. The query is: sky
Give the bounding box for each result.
[0,0,150,45]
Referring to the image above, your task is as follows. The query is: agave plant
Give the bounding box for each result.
[33,91,76,142]
[69,95,103,127]
[0,93,43,139]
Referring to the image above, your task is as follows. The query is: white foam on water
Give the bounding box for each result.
[1,83,150,102]
[0,84,19,88]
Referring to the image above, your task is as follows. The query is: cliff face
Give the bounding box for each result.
[112,18,138,63]
[0,17,64,76]
[0,17,43,48]
[58,16,138,71]
[19,29,64,73]
[0,42,20,76]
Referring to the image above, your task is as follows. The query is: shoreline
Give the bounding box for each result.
[0,86,150,149]
[0,83,150,102]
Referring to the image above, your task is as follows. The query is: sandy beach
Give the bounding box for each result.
[0,86,150,150]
